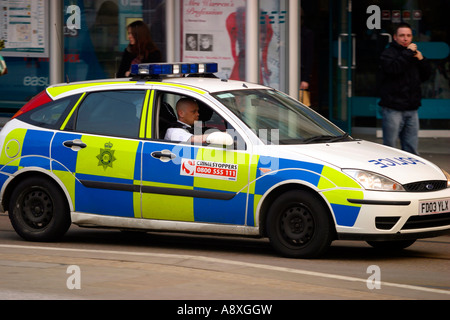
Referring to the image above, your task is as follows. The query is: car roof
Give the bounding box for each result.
[162,76,268,93]
[46,76,269,100]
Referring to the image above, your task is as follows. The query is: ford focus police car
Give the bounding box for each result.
[0,63,449,258]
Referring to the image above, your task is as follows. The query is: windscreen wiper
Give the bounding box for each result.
[328,132,350,142]
[302,135,335,144]
[302,133,350,144]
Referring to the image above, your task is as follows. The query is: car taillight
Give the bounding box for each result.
[12,90,53,119]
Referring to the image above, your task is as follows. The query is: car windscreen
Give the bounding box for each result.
[212,89,348,145]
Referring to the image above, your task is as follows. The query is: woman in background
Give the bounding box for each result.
[117,20,162,77]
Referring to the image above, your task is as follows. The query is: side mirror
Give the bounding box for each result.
[206,132,234,146]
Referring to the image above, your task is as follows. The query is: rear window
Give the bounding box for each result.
[17,94,81,129]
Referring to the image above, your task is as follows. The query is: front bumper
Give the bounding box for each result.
[334,188,450,240]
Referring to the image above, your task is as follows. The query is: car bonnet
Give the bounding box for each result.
[268,140,446,185]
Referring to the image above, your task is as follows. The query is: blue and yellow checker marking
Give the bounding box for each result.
[0,129,53,172]
[1,80,365,229]
[0,127,365,229]
[251,156,364,227]
[140,143,250,225]
[72,135,141,218]
[192,148,253,225]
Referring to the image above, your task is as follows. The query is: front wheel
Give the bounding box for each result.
[8,177,71,242]
[266,190,334,258]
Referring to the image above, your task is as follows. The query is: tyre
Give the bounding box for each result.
[266,190,334,258]
[366,239,416,250]
[8,177,71,242]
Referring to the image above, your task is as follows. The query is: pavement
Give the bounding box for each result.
[353,134,450,173]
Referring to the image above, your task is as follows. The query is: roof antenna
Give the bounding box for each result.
[66,74,70,84]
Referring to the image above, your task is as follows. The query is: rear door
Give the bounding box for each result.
[52,89,148,218]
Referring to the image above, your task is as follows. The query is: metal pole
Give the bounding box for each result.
[347,0,353,134]
[166,0,175,62]
[246,0,259,83]
[288,0,300,99]
[49,0,64,85]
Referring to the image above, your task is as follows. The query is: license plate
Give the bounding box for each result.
[419,198,450,215]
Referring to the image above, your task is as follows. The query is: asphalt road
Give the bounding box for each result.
[0,213,449,302]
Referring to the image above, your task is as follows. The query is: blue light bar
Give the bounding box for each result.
[130,62,218,77]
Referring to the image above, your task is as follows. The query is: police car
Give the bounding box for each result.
[0,63,449,258]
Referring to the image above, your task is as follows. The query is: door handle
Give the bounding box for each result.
[63,140,87,150]
[338,33,356,69]
[151,150,176,162]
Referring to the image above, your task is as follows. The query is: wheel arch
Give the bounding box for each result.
[1,168,74,214]
[257,182,337,239]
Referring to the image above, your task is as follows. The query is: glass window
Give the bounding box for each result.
[64,0,166,81]
[75,90,145,138]
[213,89,346,145]
[259,0,287,90]
[18,94,81,129]
[180,1,287,91]
[155,91,246,149]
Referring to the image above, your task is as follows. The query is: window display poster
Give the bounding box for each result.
[181,0,246,80]
[181,0,284,88]
[0,0,49,57]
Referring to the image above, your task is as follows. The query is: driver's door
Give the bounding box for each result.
[140,89,255,226]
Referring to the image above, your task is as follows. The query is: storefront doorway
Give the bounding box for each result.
[329,0,450,136]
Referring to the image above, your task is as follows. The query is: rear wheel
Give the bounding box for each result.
[266,190,334,258]
[8,177,71,242]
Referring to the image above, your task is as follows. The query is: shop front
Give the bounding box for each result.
[0,0,448,137]
[328,0,449,136]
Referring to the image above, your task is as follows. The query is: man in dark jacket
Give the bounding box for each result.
[379,23,431,154]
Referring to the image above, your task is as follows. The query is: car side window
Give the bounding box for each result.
[74,90,145,139]
[18,94,81,129]
[155,92,246,150]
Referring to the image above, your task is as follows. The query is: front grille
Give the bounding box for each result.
[403,180,447,192]
[402,212,450,230]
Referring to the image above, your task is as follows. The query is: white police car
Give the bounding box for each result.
[0,63,449,258]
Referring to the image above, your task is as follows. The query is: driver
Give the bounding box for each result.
[164,98,209,143]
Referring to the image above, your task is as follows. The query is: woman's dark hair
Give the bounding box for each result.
[127,20,159,59]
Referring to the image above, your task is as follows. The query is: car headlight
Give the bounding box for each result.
[343,169,405,191]
[442,169,450,188]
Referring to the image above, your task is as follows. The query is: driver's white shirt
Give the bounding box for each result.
[164,121,193,142]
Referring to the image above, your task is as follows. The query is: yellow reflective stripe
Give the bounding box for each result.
[0,128,27,166]
[133,192,141,218]
[47,82,132,98]
[141,181,194,221]
[52,170,76,209]
[60,93,86,130]
[75,136,140,179]
[149,82,206,94]
[248,154,259,194]
[146,90,155,139]
[322,189,363,207]
[318,166,363,207]
[47,81,206,99]
[139,90,151,139]
[318,166,361,190]
[142,194,194,221]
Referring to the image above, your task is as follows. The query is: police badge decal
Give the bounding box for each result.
[97,142,116,170]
